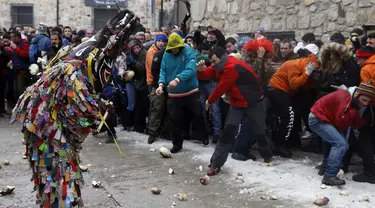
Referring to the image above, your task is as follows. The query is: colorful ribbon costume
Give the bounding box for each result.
[10,10,137,208]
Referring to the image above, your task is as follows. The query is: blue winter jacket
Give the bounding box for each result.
[30,34,52,63]
[159,46,198,97]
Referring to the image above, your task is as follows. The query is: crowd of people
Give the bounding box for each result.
[1,16,375,187]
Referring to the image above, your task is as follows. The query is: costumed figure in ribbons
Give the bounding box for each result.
[10,10,137,207]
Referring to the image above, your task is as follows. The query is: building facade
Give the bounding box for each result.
[0,0,180,31]
[1,0,375,40]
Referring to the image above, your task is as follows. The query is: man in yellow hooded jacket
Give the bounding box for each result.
[155,32,209,153]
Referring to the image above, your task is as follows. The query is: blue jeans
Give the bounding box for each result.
[308,113,348,176]
[125,81,136,111]
[199,81,222,136]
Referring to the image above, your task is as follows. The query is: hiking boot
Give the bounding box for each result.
[212,135,219,144]
[318,166,325,176]
[248,150,257,161]
[170,146,182,153]
[105,134,115,143]
[147,135,156,144]
[207,166,220,176]
[273,146,293,158]
[322,175,346,186]
[202,138,209,146]
[352,173,375,184]
[231,153,249,161]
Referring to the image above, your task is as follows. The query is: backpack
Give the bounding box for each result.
[29,43,39,63]
[29,35,49,64]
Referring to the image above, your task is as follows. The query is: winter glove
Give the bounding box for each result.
[196,60,206,72]
[127,54,136,64]
[330,84,347,91]
[305,62,316,75]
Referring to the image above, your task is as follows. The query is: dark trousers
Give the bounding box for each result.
[357,128,375,175]
[233,118,254,156]
[6,69,15,110]
[167,92,208,148]
[289,89,316,147]
[14,72,32,100]
[148,87,171,136]
[210,102,272,168]
[134,87,149,133]
[0,73,5,113]
[267,87,294,148]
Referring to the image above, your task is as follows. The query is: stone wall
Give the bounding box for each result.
[189,0,375,41]
[0,0,175,31]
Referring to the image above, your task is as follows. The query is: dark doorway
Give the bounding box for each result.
[93,8,118,31]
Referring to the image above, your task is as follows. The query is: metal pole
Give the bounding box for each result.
[176,0,179,25]
[159,0,163,30]
[56,0,60,26]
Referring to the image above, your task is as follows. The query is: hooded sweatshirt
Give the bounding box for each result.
[159,33,198,98]
[311,87,365,132]
[360,55,375,87]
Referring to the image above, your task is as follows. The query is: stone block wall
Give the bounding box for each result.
[189,0,375,41]
[0,0,175,31]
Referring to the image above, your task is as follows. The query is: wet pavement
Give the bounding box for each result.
[0,117,293,208]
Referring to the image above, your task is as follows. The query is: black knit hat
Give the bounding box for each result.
[302,33,316,44]
[330,33,346,45]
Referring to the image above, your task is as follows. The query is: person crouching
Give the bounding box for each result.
[309,83,375,186]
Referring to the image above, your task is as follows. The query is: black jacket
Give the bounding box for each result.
[151,49,166,88]
[129,48,147,91]
[313,58,360,95]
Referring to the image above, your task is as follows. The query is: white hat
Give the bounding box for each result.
[305,44,319,55]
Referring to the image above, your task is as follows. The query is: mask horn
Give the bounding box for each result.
[115,0,122,12]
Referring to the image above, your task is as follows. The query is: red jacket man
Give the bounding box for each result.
[311,88,366,132]
[197,46,272,176]
[197,52,263,108]
[309,83,374,186]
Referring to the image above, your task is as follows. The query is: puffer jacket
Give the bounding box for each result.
[197,55,263,108]
[313,42,360,96]
[269,54,319,93]
[360,55,375,86]
[311,87,365,132]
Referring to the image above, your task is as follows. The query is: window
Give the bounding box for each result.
[93,8,118,31]
[11,5,34,27]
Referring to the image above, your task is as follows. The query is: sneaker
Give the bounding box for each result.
[147,136,156,144]
[273,146,293,158]
[170,146,182,153]
[301,131,312,139]
[352,173,375,184]
[207,166,220,176]
[231,153,249,161]
[212,135,219,144]
[322,175,346,186]
[22,152,29,159]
